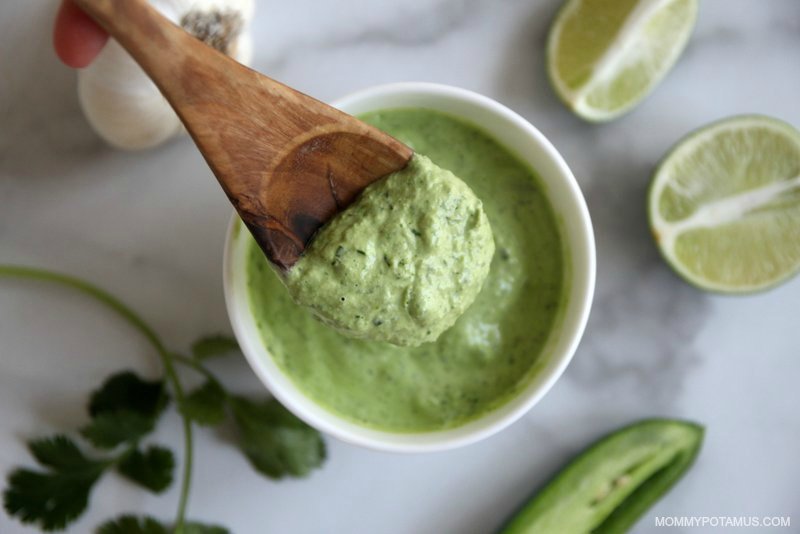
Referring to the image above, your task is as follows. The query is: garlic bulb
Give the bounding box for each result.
[78,0,255,150]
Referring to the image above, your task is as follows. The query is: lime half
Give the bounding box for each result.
[649,115,800,293]
[547,0,698,122]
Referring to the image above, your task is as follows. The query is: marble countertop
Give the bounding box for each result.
[2,0,799,532]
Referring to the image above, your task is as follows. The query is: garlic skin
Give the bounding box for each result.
[78,0,255,150]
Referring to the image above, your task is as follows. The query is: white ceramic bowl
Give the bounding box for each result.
[224,82,595,453]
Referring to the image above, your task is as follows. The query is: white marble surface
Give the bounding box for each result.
[2,0,800,532]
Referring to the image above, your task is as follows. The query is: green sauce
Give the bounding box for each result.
[284,153,495,347]
[246,108,566,433]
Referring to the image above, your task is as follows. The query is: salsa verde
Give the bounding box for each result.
[246,108,566,432]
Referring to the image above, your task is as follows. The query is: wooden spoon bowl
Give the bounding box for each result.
[72,0,413,270]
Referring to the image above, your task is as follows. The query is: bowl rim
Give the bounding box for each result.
[223,82,596,453]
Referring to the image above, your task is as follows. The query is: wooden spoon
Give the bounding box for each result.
[72,0,413,270]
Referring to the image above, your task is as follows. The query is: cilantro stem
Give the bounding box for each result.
[0,265,193,532]
[172,354,220,384]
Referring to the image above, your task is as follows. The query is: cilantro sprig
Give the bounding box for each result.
[0,266,326,532]
[4,374,174,531]
[174,345,327,480]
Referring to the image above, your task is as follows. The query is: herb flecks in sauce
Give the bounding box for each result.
[284,154,495,347]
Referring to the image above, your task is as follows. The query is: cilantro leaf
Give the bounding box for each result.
[96,516,229,534]
[179,380,227,426]
[88,371,168,418]
[117,446,174,493]
[81,412,157,449]
[28,434,91,470]
[4,436,110,531]
[81,372,169,449]
[96,515,168,534]
[190,335,239,360]
[4,469,101,531]
[230,396,326,479]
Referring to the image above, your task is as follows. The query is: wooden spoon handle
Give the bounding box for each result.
[72,0,413,269]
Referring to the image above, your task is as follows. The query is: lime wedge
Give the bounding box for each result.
[649,115,800,293]
[547,0,698,122]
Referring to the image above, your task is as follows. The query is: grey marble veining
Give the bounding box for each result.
[2,0,800,533]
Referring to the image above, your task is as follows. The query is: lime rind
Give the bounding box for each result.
[649,115,800,294]
[547,0,698,122]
